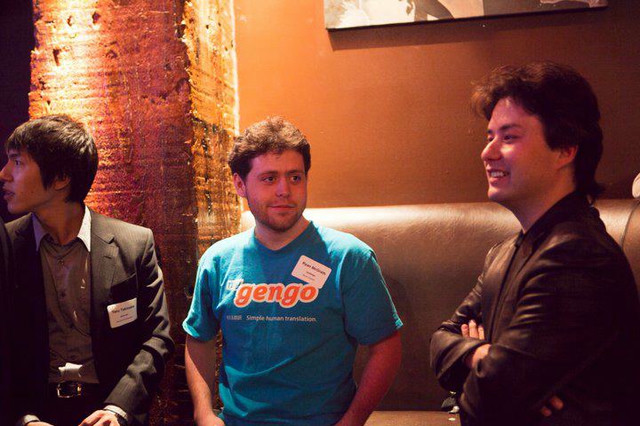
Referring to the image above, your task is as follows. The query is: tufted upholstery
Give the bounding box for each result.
[240,199,640,423]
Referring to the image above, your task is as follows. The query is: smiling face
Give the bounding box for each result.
[481,97,576,220]
[0,149,62,215]
[234,149,309,243]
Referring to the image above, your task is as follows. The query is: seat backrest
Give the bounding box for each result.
[240,199,640,410]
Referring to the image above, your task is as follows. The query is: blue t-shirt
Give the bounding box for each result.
[183,222,402,425]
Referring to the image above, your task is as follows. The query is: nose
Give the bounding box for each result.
[481,138,501,162]
[0,163,10,182]
[275,177,290,197]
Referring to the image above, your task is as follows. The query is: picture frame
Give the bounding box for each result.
[325,0,608,30]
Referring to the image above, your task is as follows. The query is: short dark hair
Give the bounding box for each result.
[6,115,98,203]
[228,116,311,180]
[472,61,603,200]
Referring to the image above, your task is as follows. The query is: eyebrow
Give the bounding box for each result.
[7,152,21,160]
[258,169,305,175]
[487,123,523,134]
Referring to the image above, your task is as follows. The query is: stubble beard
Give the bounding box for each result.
[250,200,305,234]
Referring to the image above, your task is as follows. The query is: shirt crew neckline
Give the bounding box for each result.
[250,220,316,256]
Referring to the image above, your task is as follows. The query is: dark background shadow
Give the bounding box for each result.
[0,0,34,222]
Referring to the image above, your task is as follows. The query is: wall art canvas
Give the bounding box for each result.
[325,0,607,29]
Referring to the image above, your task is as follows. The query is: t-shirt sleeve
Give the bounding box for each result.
[342,250,403,345]
[183,254,219,341]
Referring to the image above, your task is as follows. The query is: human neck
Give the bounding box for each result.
[34,202,85,245]
[255,216,310,251]
[511,183,576,233]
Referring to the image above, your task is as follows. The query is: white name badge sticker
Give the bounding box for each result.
[107,298,137,328]
[291,255,332,289]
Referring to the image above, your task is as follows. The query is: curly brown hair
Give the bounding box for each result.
[228,116,311,180]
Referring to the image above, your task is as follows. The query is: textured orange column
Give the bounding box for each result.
[29,0,239,422]
[183,0,240,257]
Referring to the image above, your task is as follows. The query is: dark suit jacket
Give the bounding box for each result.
[0,218,13,424]
[7,210,174,425]
[430,193,640,425]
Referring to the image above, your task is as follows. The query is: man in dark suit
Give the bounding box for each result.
[0,217,14,424]
[430,62,640,425]
[1,115,173,426]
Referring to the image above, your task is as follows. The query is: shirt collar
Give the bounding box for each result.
[520,191,592,248]
[32,205,92,252]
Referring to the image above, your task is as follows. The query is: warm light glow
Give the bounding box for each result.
[30,1,100,120]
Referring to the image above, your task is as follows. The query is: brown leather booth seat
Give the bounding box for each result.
[240,199,640,424]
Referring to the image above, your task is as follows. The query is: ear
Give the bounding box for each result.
[52,175,71,191]
[233,173,247,198]
[556,145,578,169]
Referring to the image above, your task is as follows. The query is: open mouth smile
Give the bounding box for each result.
[487,169,509,181]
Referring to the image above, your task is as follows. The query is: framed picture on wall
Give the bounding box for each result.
[325,0,608,30]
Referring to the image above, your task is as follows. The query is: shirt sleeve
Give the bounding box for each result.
[183,254,220,341]
[342,250,403,345]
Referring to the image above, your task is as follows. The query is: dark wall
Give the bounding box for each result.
[0,0,33,222]
[235,1,640,208]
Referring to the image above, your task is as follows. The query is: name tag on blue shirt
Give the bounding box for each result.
[291,255,332,289]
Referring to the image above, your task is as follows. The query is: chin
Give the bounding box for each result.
[266,218,295,232]
[6,205,22,215]
[487,189,510,206]
[487,188,500,202]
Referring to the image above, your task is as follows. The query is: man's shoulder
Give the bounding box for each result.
[90,211,156,257]
[532,212,632,280]
[200,229,253,262]
[91,210,153,238]
[545,213,621,257]
[311,223,373,256]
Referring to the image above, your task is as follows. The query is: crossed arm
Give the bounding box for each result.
[461,320,563,418]
[431,238,619,423]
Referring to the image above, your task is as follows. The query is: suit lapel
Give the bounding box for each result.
[90,211,118,331]
[482,235,519,341]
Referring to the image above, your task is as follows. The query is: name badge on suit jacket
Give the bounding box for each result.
[107,298,137,328]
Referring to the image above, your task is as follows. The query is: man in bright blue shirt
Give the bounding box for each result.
[184,116,402,426]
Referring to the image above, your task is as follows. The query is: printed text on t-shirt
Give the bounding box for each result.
[234,282,319,308]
